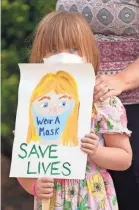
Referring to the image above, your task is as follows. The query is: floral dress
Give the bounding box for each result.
[34,96,131,210]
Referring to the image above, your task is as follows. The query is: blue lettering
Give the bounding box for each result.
[55,117,60,124]
[39,127,44,136]
[46,130,49,135]
[44,119,54,124]
[36,117,60,127]
[37,117,44,125]
[55,128,59,135]
[39,128,60,136]
[50,129,54,135]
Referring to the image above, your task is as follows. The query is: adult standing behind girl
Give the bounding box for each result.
[56,1,139,210]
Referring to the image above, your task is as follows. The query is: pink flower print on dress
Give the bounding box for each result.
[101,171,115,197]
[120,106,127,127]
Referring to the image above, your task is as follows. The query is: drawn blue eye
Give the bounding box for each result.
[59,101,67,107]
[40,102,48,108]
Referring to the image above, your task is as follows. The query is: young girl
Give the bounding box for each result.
[17,11,132,210]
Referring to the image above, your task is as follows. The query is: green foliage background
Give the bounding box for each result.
[2,0,56,156]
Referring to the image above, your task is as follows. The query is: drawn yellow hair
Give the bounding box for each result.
[27,71,80,146]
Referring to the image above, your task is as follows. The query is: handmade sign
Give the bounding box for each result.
[10,63,95,179]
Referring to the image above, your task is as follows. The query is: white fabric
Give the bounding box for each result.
[43,53,85,64]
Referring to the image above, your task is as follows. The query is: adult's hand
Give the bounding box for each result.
[94,74,124,102]
[94,58,139,103]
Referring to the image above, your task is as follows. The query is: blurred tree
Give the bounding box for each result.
[2,0,56,156]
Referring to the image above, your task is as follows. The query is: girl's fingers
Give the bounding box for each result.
[83,133,98,141]
[39,187,53,194]
[36,178,54,199]
[40,182,54,189]
[81,143,95,150]
[40,177,54,183]
[81,147,92,155]
[90,129,95,134]
[81,137,93,144]
[81,138,97,146]
[40,192,53,199]
[86,133,98,139]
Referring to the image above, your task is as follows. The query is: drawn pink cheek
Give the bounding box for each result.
[59,106,66,112]
[55,107,61,114]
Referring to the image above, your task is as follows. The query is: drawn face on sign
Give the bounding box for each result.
[27,71,80,146]
[32,92,75,115]
[31,92,75,142]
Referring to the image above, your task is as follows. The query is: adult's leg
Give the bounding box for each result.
[109,104,139,210]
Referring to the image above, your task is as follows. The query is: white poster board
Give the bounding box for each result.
[10,63,95,179]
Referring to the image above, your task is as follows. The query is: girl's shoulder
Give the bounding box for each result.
[91,96,131,136]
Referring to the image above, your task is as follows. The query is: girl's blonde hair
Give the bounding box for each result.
[27,71,79,146]
[30,11,100,71]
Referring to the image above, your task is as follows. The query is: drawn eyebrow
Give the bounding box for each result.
[59,95,71,99]
[38,96,51,101]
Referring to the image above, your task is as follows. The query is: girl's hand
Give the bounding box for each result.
[94,74,124,102]
[81,130,99,157]
[35,177,54,199]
